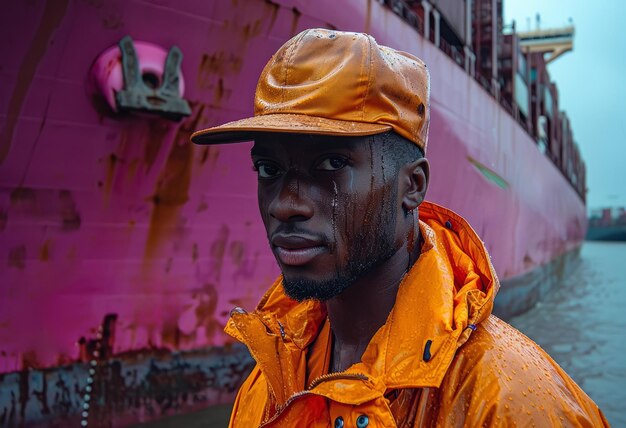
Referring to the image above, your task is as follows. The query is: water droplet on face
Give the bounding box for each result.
[331,180,338,253]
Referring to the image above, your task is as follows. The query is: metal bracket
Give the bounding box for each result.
[115,35,191,121]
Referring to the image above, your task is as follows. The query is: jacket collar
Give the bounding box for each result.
[225,201,499,405]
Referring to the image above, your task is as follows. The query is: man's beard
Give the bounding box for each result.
[282,234,398,301]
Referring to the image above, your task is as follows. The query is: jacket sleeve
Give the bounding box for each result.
[436,317,609,427]
[228,364,269,428]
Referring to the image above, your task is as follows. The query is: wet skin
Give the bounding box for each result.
[252,133,429,372]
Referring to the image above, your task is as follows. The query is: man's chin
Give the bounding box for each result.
[281,275,351,302]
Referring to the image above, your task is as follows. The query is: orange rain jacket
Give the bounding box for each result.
[225,202,608,427]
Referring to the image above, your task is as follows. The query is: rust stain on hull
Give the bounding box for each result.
[101,120,175,207]
[208,225,230,282]
[0,346,253,427]
[102,153,120,205]
[197,53,242,87]
[144,105,206,262]
[290,7,302,36]
[265,0,280,31]
[8,187,81,231]
[198,145,220,170]
[39,239,52,261]
[8,245,26,270]
[0,210,7,232]
[59,190,81,231]
[143,120,171,173]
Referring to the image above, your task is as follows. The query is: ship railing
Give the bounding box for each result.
[382,0,466,68]
[439,37,465,67]
[384,0,424,35]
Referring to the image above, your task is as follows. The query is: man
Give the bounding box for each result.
[191,29,606,427]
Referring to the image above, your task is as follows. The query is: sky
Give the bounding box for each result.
[505,0,626,212]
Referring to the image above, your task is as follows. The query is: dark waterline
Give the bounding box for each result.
[510,241,626,426]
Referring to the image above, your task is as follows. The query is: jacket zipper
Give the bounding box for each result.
[259,372,370,427]
[307,372,369,390]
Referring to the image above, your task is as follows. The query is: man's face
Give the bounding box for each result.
[251,134,404,301]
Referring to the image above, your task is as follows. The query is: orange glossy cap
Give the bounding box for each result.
[191,28,430,151]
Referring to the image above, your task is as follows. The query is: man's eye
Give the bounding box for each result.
[316,157,348,171]
[255,162,282,178]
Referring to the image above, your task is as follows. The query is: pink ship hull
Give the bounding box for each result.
[0,0,585,424]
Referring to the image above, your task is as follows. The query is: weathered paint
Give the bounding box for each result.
[0,0,586,424]
[0,343,253,427]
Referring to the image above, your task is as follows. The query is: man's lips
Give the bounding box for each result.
[271,234,327,266]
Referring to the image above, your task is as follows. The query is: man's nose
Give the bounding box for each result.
[268,172,314,222]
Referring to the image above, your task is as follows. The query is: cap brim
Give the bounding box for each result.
[190,113,392,145]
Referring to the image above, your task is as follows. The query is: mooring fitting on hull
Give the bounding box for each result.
[90,35,191,121]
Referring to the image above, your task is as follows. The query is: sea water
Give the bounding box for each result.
[510,241,626,426]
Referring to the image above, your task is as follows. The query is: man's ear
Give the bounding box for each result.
[401,157,429,213]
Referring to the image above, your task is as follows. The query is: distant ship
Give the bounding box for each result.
[587,208,626,241]
[0,0,586,425]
